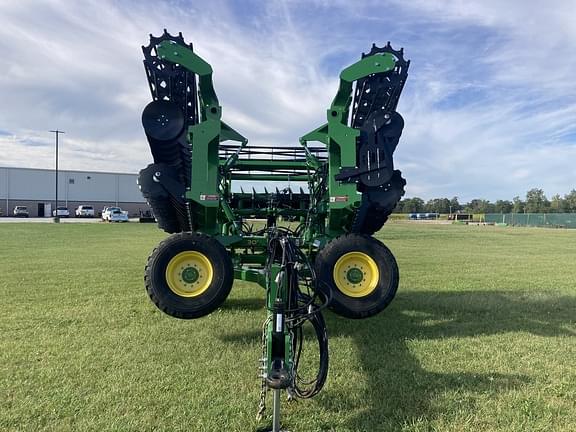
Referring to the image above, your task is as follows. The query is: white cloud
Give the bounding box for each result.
[0,0,336,170]
[0,0,574,202]
[386,0,576,200]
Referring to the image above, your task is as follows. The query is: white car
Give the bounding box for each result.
[75,205,95,218]
[13,206,29,217]
[102,207,129,222]
[52,207,70,218]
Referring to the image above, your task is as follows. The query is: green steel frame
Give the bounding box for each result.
[155,40,398,283]
[143,34,406,429]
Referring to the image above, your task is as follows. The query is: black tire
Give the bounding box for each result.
[145,232,233,319]
[315,234,398,319]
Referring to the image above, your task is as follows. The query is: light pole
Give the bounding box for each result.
[50,130,65,222]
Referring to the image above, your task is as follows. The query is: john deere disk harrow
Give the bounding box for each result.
[138,30,409,431]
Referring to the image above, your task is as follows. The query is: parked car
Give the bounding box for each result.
[102,206,129,222]
[75,205,95,218]
[100,207,116,221]
[408,212,438,220]
[13,206,29,217]
[138,209,156,223]
[52,207,70,218]
[100,206,120,221]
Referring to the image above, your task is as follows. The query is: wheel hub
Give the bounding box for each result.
[346,268,364,284]
[333,252,379,298]
[181,266,199,283]
[165,251,213,297]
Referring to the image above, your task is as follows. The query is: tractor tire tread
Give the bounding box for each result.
[145,232,233,319]
[315,233,399,319]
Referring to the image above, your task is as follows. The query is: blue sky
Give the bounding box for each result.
[0,0,575,202]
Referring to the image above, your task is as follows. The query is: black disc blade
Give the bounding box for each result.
[142,100,185,142]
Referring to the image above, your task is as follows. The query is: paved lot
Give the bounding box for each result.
[0,217,139,223]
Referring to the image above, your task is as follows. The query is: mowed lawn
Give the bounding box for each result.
[0,222,575,432]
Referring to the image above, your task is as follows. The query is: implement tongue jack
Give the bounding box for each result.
[138,30,410,430]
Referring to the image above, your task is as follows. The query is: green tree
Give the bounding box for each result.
[512,196,525,213]
[525,188,549,213]
[465,199,494,213]
[564,189,576,212]
[549,194,566,213]
[449,196,461,213]
[494,200,513,213]
[398,197,425,213]
[425,198,451,213]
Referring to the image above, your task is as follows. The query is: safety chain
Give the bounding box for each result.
[185,201,193,232]
[256,316,271,421]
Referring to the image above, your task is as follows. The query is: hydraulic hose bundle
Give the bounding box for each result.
[264,229,330,399]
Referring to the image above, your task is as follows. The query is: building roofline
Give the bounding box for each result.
[0,166,138,176]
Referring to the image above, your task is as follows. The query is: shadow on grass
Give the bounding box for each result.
[221,297,265,312]
[219,290,575,430]
[322,290,575,430]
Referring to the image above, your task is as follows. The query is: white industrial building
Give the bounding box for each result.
[0,167,148,217]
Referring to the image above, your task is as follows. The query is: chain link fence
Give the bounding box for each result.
[485,213,576,228]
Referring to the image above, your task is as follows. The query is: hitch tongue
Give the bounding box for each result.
[267,299,291,389]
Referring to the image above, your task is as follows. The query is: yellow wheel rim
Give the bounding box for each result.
[333,252,379,297]
[165,251,213,297]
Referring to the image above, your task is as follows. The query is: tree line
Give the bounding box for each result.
[395,188,576,214]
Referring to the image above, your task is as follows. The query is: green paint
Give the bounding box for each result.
[347,268,364,284]
[182,267,199,284]
[153,39,398,275]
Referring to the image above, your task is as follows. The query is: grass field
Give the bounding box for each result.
[1,222,575,432]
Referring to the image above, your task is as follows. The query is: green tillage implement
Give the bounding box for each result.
[138,30,409,431]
